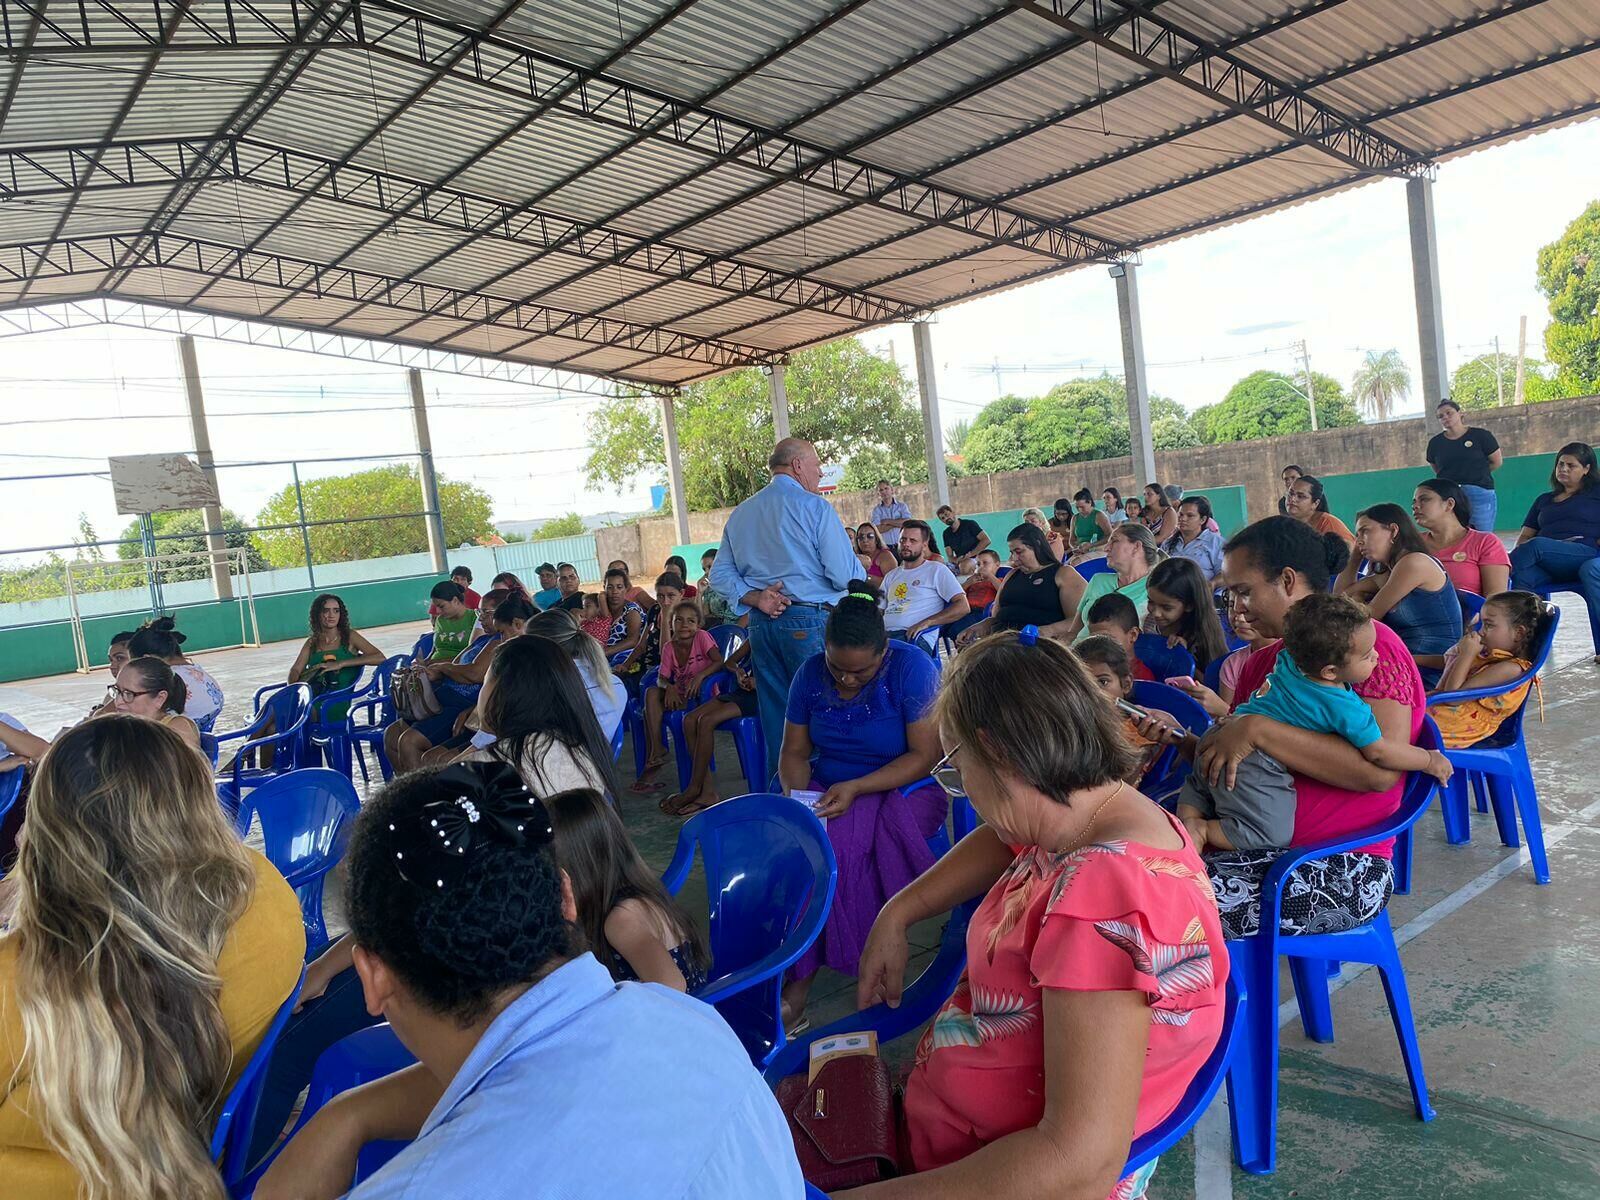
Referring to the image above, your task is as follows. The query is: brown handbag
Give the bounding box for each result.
[775,1054,903,1190]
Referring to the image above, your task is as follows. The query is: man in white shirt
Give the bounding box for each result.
[870,479,912,547]
[881,520,969,655]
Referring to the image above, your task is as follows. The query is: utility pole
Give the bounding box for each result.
[1494,336,1505,406]
[1514,316,1528,404]
[1296,339,1319,431]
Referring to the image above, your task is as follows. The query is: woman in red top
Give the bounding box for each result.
[851,633,1228,1200]
[1413,478,1511,597]
[1170,516,1426,939]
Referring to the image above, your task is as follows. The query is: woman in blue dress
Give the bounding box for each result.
[777,581,945,1026]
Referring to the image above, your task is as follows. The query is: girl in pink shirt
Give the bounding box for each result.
[633,603,722,791]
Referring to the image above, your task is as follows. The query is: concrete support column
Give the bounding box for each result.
[659,391,691,545]
[769,362,791,441]
[176,334,233,599]
[1113,262,1157,487]
[408,368,448,574]
[1407,175,1450,406]
[912,321,950,509]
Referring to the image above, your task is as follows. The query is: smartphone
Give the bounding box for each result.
[1164,675,1197,691]
[1114,699,1149,721]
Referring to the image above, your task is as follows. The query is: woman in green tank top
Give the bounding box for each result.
[291,593,387,722]
[1065,488,1112,563]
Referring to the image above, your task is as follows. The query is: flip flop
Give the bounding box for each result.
[659,791,693,815]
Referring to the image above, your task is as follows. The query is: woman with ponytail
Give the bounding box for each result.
[776,580,947,1026]
[0,716,303,1199]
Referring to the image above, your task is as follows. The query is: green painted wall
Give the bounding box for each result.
[1319,453,1550,532]
[673,486,1249,571]
[0,575,439,685]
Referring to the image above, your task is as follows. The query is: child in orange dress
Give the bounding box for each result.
[1073,635,1183,785]
[1428,590,1549,748]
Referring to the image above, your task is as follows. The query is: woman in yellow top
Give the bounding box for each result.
[1284,474,1357,547]
[1428,591,1549,748]
[0,716,304,1200]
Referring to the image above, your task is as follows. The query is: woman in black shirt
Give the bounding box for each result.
[1426,399,1503,532]
[953,523,1085,646]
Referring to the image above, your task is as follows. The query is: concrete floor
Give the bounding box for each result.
[2,603,1598,1199]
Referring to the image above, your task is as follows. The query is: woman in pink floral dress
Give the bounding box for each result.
[845,632,1229,1200]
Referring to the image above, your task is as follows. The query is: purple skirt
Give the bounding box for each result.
[793,780,949,980]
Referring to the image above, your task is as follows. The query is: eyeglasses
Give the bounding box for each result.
[106,685,154,703]
[931,744,966,800]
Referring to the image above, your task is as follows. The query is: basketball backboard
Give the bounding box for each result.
[108,454,220,515]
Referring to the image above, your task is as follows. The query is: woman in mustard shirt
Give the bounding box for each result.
[0,716,303,1200]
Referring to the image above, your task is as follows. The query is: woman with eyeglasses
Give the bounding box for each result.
[776,581,946,1027]
[850,631,1227,1200]
[0,656,202,771]
[1282,474,1356,548]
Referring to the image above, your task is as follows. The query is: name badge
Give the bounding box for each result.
[1464,440,1473,448]
[1453,551,1467,562]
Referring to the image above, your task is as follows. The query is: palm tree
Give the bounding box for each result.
[944,417,973,456]
[1350,349,1411,422]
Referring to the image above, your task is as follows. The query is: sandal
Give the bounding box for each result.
[659,791,695,815]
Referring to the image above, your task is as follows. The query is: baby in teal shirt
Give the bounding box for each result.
[1179,593,1452,852]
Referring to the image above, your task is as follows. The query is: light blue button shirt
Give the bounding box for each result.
[710,475,862,615]
[1163,529,1225,582]
[871,498,913,545]
[346,954,804,1200]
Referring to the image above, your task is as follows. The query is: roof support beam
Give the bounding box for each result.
[0,297,632,395]
[1010,0,1427,177]
[0,233,777,372]
[0,136,918,326]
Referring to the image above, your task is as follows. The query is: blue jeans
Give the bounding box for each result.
[1458,483,1498,533]
[1510,537,1600,651]
[750,605,831,777]
[889,627,940,656]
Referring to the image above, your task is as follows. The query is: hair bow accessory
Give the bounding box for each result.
[390,761,553,890]
[1018,625,1040,646]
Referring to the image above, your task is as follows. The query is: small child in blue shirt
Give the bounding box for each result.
[1179,592,1452,853]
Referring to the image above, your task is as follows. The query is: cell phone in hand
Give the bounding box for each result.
[1114,699,1149,721]
[1164,675,1197,691]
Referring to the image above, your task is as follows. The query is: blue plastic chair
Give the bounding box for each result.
[1457,589,1486,626]
[345,655,406,783]
[232,769,361,949]
[624,666,661,777]
[694,670,767,795]
[661,793,837,1069]
[0,769,23,876]
[409,632,434,662]
[1075,558,1116,580]
[610,720,625,762]
[1224,722,1442,1175]
[1130,680,1212,804]
[1432,606,1559,883]
[1134,633,1196,683]
[214,684,312,815]
[210,967,305,1195]
[200,732,220,769]
[1530,582,1599,654]
[302,667,370,778]
[766,903,1243,1187]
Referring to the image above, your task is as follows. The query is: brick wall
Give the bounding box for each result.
[622,394,1600,574]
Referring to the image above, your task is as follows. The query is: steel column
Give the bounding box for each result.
[408,368,448,573]
[659,393,691,546]
[912,323,950,510]
[1407,176,1450,406]
[1113,263,1157,487]
[176,333,234,599]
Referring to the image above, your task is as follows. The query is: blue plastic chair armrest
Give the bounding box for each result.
[660,835,697,895]
[1427,678,1533,706]
[252,681,290,714]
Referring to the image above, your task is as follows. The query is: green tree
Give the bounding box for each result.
[1449,352,1562,409]
[961,422,1030,474]
[1152,414,1199,449]
[254,465,493,568]
[584,339,926,511]
[943,417,973,456]
[531,512,586,539]
[1536,200,1600,394]
[116,508,267,580]
[1191,370,1359,444]
[1350,349,1411,421]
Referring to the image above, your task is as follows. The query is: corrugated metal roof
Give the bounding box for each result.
[1,0,1595,386]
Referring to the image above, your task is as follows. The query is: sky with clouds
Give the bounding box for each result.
[1,116,1596,567]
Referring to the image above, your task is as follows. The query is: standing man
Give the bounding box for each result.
[871,479,912,547]
[882,521,969,655]
[711,439,861,774]
[936,504,990,576]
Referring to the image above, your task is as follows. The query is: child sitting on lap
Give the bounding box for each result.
[1428,590,1549,748]
[1179,592,1452,853]
[1074,635,1183,786]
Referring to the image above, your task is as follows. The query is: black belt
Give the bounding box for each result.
[771,600,834,611]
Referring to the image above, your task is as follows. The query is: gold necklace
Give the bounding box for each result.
[1059,781,1126,855]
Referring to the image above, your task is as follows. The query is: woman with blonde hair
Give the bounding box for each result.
[0,716,304,1199]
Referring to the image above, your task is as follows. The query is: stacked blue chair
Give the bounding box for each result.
[1432,606,1560,883]
[210,968,305,1197]
[1530,583,1599,655]
[1133,633,1197,683]
[0,769,23,880]
[765,902,1242,1188]
[214,684,312,817]
[344,655,407,783]
[232,769,361,949]
[1130,680,1211,805]
[661,793,837,1069]
[1224,721,1442,1175]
